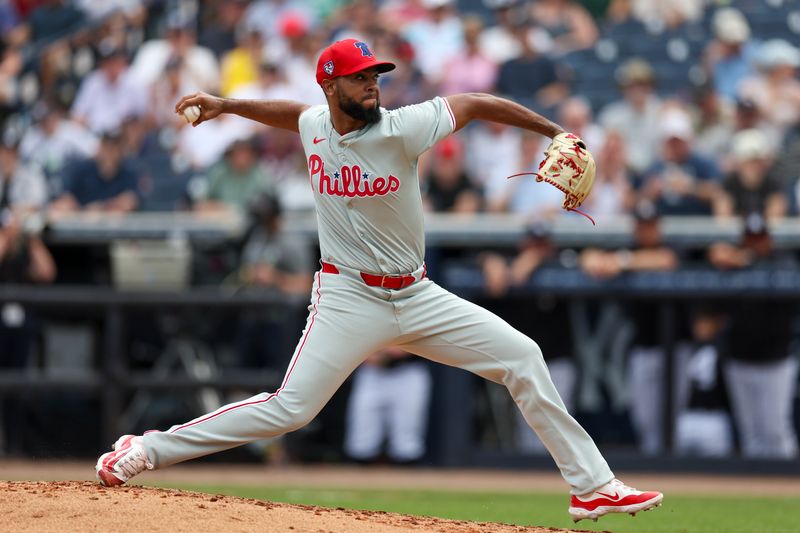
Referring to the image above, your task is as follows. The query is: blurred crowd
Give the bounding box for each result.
[2,0,800,461]
[0,0,798,225]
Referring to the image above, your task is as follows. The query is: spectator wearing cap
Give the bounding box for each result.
[713,129,786,221]
[599,58,664,175]
[71,47,148,134]
[49,131,139,214]
[580,201,680,455]
[674,305,733,458]
[234,191,312,371]
[528,0,597,57]
[439,15,498,96]
[18,103,98,187]
[130,13,219,93]
[703,7,759,104]
[639,107,721,216]
[422,136,482,213]
[194,137,274,215]
[708,214,798,459]
[25,0,85,43]
[494,19,566,114]
[402,0,464,84]
[738,39,800,133]
[243,0,317,48]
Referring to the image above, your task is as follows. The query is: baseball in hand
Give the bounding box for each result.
[182,105,201,124]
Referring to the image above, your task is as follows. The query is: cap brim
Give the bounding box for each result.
[337,61,396,79]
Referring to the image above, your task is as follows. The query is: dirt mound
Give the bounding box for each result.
[0,481,584,533]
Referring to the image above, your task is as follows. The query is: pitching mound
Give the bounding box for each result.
[1,481,584,533]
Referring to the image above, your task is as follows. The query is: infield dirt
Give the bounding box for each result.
[1,481,587,533]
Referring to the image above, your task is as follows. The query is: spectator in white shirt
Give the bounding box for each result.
[70,47,148,135]
[130,15,219,93]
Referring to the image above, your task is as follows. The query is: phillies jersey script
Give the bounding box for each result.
[298,97,455,274]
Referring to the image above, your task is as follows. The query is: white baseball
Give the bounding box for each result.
[183,105,201,124]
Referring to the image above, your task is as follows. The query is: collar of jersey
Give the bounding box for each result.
[326,109,383,146]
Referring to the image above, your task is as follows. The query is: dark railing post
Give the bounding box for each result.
[660,300,676,455]
[101,304,125,447]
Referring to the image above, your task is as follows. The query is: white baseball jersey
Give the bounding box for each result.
[142,96,614,496]
[297,97,456,274]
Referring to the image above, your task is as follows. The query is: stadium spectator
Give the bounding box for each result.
[70,47,148,135]
[49,130,139,214]
[328,0,375,44]
[628,0,703,31]
[639,106,721,216]
[580,201,679,455]
[25,0,85,43]
[599,58,663,175]
[148,55,196,129]
[198,0,248,59]
[75,0,145,22]
[18,103,98,184]
[713,129,786,221]
[488,128,563,217]
[738,39,800,134]
[692,84,735,163]
[478,0,525,64]
[279,17,326,105]
[439,15,497,96]
[193,137,273,215]
[708,214,798,459]
[0,136,47,216]
[465,122,521,212]
[494,20,566,114]
[402,0,463,84]
[582,129,634,219]
[242,0,317,49]
[422,136,482,213]
[703,7,758,104]
[528,0,598,56]
[219,27,265,97]
[234,191,312,371]
[370,32,429,109]
[344,347,432,465]
[130,14,219,93]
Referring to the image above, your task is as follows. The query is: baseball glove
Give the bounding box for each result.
[509,132,597,222]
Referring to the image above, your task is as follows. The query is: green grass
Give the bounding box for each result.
[155,484,800,533]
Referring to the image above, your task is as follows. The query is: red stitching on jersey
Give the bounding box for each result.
[443,97,457,131]
[169,271,324,434]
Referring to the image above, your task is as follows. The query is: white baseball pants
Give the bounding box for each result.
[144,264,614,494]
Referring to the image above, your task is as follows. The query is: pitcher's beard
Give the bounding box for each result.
[339,93,382,124]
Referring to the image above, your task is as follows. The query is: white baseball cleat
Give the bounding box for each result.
[568,478,663,523]
[95,434,153,487]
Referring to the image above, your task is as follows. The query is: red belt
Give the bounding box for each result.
[321,261,425,290]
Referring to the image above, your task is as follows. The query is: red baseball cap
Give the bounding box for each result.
[316,39,396,85]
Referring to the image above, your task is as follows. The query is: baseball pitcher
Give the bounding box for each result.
[96,39,662,522]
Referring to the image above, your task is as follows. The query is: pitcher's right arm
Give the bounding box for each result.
[175,92,310,133]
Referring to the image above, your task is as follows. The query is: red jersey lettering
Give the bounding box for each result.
[308,154,400,198]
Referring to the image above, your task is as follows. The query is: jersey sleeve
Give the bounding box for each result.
[393,97,457,160]
[298,105,327,142]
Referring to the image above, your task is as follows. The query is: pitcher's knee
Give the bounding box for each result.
[281,404,320,433]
